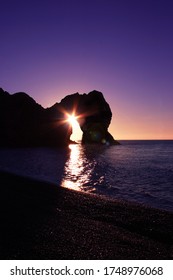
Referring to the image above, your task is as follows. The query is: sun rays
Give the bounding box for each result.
[66,113,82,141]
[67,114,78,126]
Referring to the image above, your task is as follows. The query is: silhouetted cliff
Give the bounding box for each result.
[59,90,117,144]
[0,88,118,147]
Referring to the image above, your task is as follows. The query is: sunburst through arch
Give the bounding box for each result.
[66,113,82,142]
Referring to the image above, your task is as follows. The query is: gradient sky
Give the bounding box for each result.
[1,0,173,140]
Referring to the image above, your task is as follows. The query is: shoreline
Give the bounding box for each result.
[0,170,173,260]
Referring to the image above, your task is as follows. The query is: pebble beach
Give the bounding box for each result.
[0,171,173,260]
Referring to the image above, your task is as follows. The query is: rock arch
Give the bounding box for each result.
[0,88,118,146]
[59,90,118,145]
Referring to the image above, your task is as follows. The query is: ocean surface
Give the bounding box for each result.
[0,140,173,212]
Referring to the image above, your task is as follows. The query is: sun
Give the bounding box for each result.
[66,113,82,141]
[67,114,78,126]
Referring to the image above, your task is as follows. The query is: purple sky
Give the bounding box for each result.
[1,0,173,139]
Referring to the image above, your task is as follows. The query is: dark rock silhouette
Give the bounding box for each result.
[60,90,118,144]
[0,88,71,147]
[0,88,118,147]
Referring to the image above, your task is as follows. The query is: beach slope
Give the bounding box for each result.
[0,171,173,259]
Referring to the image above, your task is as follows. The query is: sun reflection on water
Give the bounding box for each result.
[61,144,96,192]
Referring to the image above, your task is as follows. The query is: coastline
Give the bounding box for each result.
[0,171,173,260]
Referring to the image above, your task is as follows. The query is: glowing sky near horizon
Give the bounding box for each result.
[1,0,173,140]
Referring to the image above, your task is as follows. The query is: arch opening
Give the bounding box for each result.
[67,114,83,142]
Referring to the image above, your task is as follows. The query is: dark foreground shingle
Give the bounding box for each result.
[0,171,173,259]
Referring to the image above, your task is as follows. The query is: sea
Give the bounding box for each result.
[0,140,173,212]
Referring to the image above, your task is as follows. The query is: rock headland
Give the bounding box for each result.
[0,88,118,147]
